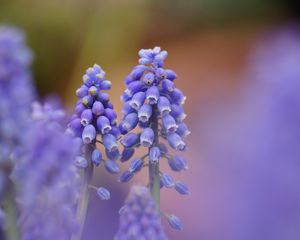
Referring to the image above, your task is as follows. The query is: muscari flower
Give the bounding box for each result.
[13,102,79,240]
[115,186,168,240]
[67,64,120,194]
[0,26,35,160]
[0,26,35,203]
[119,47,190,229]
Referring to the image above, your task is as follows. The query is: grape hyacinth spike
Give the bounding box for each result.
[119,47,190,230]
[67,64,119,240]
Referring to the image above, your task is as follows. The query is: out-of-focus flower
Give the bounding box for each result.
[13,102,79,240]
[0,26,35,200]
[192,24,300,240]
[119,47,190,229]
[115,186,167,240]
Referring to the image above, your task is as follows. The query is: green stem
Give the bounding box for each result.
[3,182,20,240]
[72,145,94,240]
[149,107,160,212]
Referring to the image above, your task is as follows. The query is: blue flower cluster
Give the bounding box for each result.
[115,186,167,240]
[0,26,35,198]
[119,47,190,229]
[67,64,120,175]
[13,102,80,240]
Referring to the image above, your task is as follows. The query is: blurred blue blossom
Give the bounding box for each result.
[13,102,79,240]
[115,186,167,240]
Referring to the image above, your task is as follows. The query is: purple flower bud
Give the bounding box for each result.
[161,173,174,188]
[162,115,177,133]
[168,155,188,171]
[140,128,154,147]
[82,95,93,107]
[97,92,109,102]
[143,72,155,86]
[167,133,186,151]
[126,81,145,96]
[146,86,160,104]
[129,91,146,110]
[105,101,114,109]
[176,122,190,138]
[97,187,111,200]
[102,134,118,152]
[75,156,88,168]
[170,104,186,122]
[165,69,177,81]
[138,104,152,123]
[122,113,138,132]
[155,68,166,80]
[75,103,86,115]
[121,102,136,117]
[97,116,112,134]
[121,91,132,102]
[91,149,102,166]
[105,148,120,161]
[119,170,134,183]
[100,80,111,90]
[69,118,83,136]
[162,79,175,92]
[121,133,140,148]
[167,214,183,230]
[88,86,98,96]
[129,158,144,173]
[82,74,92,86]
[157,96,171,116]
[105,159,120,174]
[105,108,117,124]
[149,147,160,164]
[131,65,147,80]
[170,88,186,105]
[76,85,88,98]
[82,125,96,144]
[124,74,135,85]
[92,101,104,116]
[158,143,168,155]
[121,148,135,162]
[80,109,93,126]
[110,126,121,138]
[174,182,190,195]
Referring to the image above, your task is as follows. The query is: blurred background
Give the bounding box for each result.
[1,0,300,239]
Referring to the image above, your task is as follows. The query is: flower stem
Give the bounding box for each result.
[149,107,160,212]
[73,145,94,240]
[4,181,20,240]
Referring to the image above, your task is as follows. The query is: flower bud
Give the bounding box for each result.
[146,86,159,104]
[82,125,96,144]
[129,158,144,173]
[97,187,111,200]
[119,170,134,183]
[138,104,152,123]
[174,182,190,195]
[91,149,102,166]
[160,173,174,188]
[167,214,183,230]
[102,134,117,152]
[97,116,112,134]
[130,91,146,110]
[121,133,140,148]
[92,101,104,116]
[157,96,171,116]
[105,159,120,174]
[167,133,186,151]
[140,128,154,147]
[149,147,160,164]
